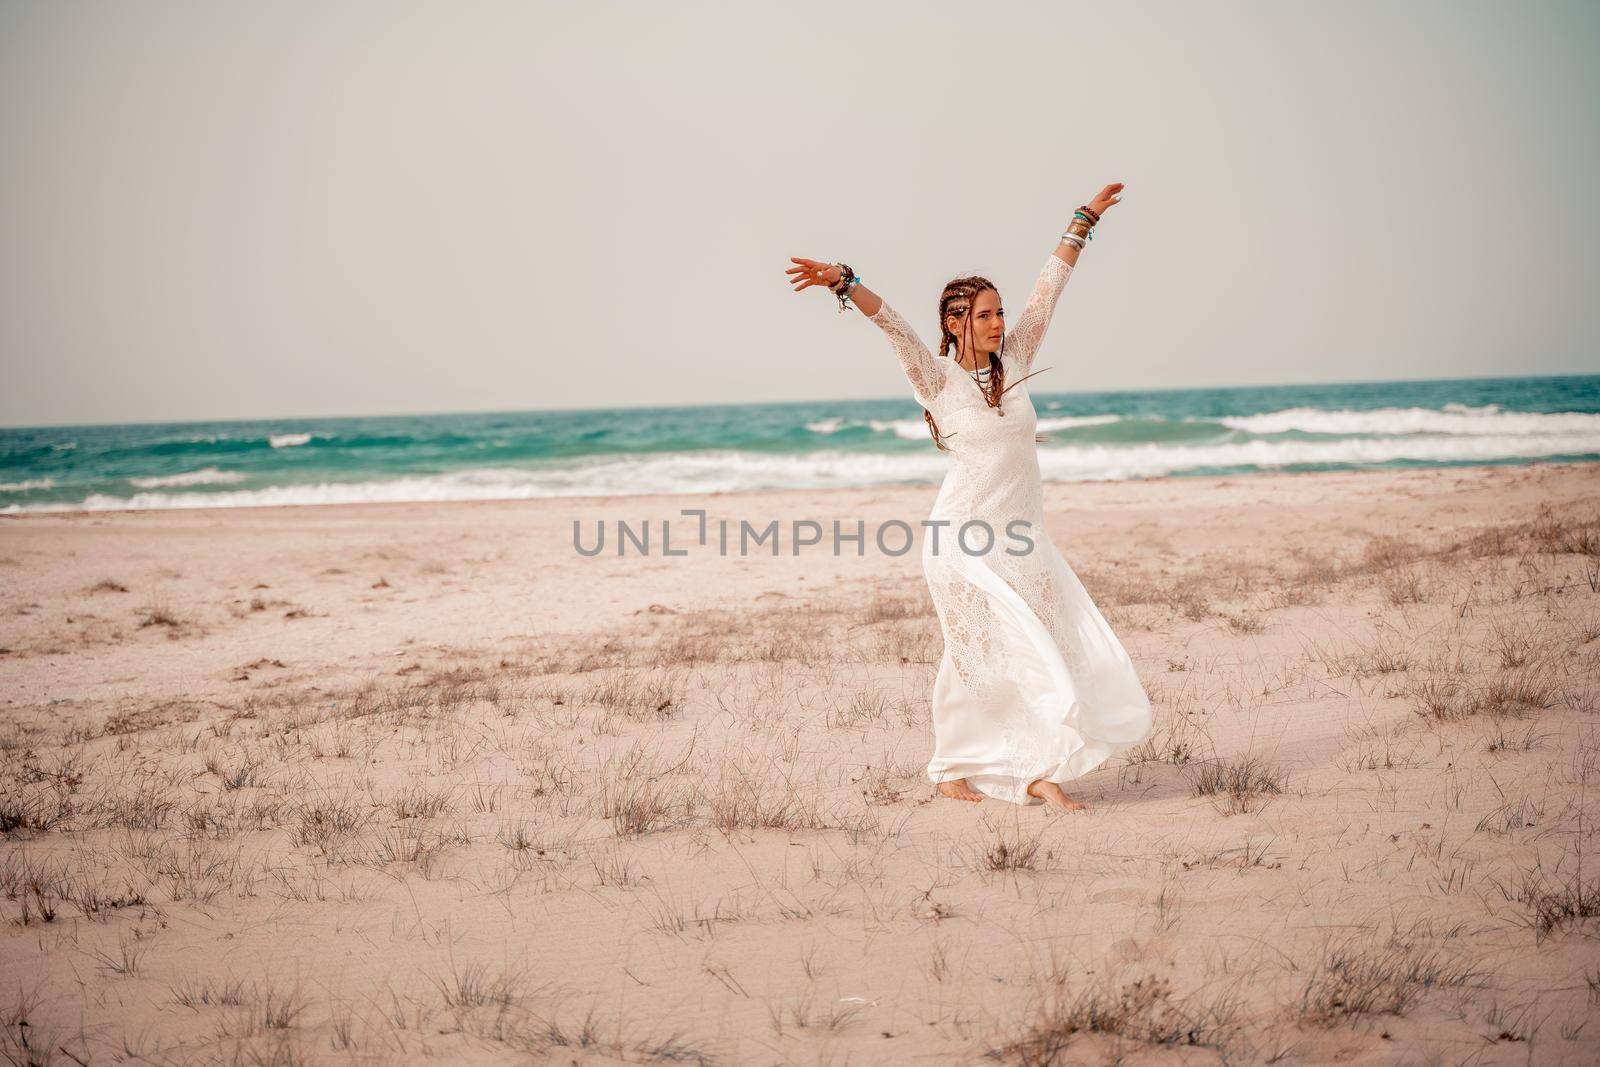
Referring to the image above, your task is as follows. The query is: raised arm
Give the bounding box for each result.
[861,289,946,408]
[1002,184,1126,379]
[1002,244,1077,379]
[786,258,945,408]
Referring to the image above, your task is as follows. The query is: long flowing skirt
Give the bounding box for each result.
[922,533,1154,806]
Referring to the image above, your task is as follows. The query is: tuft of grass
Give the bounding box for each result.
[288,792,370,856]
[1484,719,1551,754]
[170,975,254,1008]
[1124,701,1211,769]
[1527,505,1600,556]
[137,593,183,629]
[1404,668,1562,722]
[84,784,174,831]
[1304,625,1415,677]
[1162,580,1212,622]
[430,960,528,1010]
[260,982,308,1030]
[205,750,272,791]
[1402,677,1470,722]
[1379,565,1430,606]
[704,752,831,835]
[586,845,639,888]
[1184,751,1288,815]
[1499,869,1600,941]
[825,690,890,730]
[369,824,446,874]
[991,974,1243,1058]
[602,775,684,838]
[1485,617,1540,670]
[865,593,929,622]
[387,783,455,820]
[983,834,1040,872]
[596,737,696,838]
[1296,932,1482,1026]
[582,668,686,722]
[89,931,151,977]
[0,787,72,836]
[1219,610,1266,634]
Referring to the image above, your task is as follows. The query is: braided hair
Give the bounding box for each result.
[924,275,1005,451]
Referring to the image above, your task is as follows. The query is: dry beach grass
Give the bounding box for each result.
[0,462,1598,1064]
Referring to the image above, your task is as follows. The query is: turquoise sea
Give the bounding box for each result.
[3,375,1597,512]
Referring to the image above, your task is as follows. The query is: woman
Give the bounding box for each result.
[786,183,1154,810]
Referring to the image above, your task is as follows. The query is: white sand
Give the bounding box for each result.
[1,461,1597,1064]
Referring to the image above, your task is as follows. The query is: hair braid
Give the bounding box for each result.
[923,275,1005,450]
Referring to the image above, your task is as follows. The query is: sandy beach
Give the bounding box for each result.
[2,461,1598,1064]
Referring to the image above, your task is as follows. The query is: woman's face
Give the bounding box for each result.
[949,288,1005,357]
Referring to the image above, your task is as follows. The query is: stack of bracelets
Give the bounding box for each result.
[1062,202,1100,249]
[827,203,1102,314]
[827,263,860,314]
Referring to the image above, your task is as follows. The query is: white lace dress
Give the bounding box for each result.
[868,250,1155,805]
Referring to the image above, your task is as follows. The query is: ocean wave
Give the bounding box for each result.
[0,478,54,492]
[800,405,1588,441]
[1216,405,1600,436]
[128,467,246,489]
[865,418,934,440]
[0,453,950,512]
[269,432,313,448]
[811,413,1126,440]
[4,428,1598,513]
[799,416,929,440]
[1035,431,1600,480]
[1035,414,1124,433]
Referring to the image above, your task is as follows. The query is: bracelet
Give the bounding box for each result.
[829,263,859,313]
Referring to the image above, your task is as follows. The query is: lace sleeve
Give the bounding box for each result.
[869,300,946,408]
[1002,252,1074,379]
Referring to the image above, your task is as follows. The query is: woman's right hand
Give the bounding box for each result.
[786,257,841,293]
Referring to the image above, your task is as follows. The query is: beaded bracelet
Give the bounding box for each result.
[837,278,861,313]
[828,263,859,313]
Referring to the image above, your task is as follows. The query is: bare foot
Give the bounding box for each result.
[1026,779,1087,811]
[936,778,983,803]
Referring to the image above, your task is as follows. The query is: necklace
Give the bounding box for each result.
[963,360,1003,416]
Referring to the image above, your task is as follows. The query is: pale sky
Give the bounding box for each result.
[2,0,1597,428]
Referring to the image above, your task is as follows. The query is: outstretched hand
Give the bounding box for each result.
[786,257,841,293]
[1086,182,1124,218]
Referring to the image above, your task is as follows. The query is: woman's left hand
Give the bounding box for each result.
[1086,182,1124,217]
